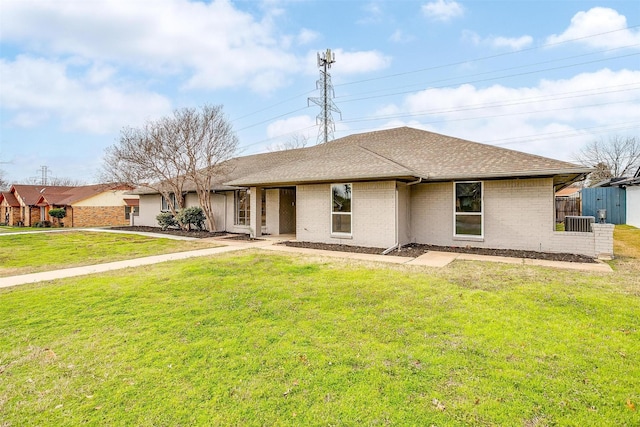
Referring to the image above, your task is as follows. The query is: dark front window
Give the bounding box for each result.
[455,182,483,237]
[332,183,352,234]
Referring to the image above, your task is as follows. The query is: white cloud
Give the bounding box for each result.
[491,35,533,50]
[546,7,640,49]
[463,31,533,50]
[380,69,640,161]
[390,30,415,44]
[297,29,320,45]
[0,0,302,92]
[421,0,464,22]
[358,2,384,24]
[303,49,391,76]
[266,115,316,139]
[0,56,171,133]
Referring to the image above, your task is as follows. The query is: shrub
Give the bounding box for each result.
[34,221,52,228]
[176,206,206,231]
[156,212,177,230]
[48,208,66,227]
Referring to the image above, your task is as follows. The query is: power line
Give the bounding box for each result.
[337,52,639,104]
[229,26,639,132]
[339,84,640,124]
[335,44,639,102]
[334,25,640,88]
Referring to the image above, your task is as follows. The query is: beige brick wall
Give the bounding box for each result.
[296,181,396,248]
[410,182,453,245]
[410,178,613,258]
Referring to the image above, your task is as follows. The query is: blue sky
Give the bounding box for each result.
[1,0,639,184]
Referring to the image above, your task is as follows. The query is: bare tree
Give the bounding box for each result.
[22,176,86,186]
[586,162,613,186]
[102,104,238,231]
[103,121,189,215]
[0,170,7,190]
[174,105,238,231]
[267,133,309,152]
[575,136,640,181]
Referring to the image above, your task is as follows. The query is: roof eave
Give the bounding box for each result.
[225,173,420,187]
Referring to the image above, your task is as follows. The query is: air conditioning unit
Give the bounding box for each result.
[565,216,595,232]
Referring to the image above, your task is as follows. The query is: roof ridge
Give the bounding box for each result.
[356,144,422,177]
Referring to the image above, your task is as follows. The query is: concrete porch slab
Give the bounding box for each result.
[405,251,459,267]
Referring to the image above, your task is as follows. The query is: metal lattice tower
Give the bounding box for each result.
[308,49,342,145]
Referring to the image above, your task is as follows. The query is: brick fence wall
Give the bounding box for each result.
[71,206,129,227]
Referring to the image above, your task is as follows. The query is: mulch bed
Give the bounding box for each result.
[110,226,228,239]
[281,241,597,263]
[110,227,596,263]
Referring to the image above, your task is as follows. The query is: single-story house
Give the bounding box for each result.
[611,167,640,228]
[0,184,139,227]
[133,127,615,258]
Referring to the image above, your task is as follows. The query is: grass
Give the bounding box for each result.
[614,224,640,259]
[0,231,219,277]
[1,228,639,426]
[0,226,44,233]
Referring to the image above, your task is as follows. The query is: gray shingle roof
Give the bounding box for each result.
[224,127,591,186]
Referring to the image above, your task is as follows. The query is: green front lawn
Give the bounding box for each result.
[1,248,638,426]
[0,231,219,277]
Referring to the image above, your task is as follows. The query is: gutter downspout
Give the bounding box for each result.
[382,177,423,255]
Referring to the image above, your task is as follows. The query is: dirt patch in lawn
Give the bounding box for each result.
[281,241,597,263]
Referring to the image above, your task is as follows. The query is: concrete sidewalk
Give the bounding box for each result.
[0,234,612,289]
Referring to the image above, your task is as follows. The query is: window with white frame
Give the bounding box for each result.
[331,183,352,234]
[161,193,177,212]
[454,181,483,237]
[235,189,250,225]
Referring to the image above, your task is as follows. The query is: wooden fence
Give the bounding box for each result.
[555,197,581,223]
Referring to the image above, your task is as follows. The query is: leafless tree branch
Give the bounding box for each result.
[102,105,238,230]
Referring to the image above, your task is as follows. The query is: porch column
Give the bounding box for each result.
[249,186,262,238]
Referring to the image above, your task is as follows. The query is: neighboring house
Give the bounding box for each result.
[611,167,640,228]
[134,127,615,258]
[0,184,139,227]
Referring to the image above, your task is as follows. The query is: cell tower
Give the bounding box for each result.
[38,165,50,186]
[308,48,342,145]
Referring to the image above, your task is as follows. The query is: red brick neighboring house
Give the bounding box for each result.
[0,184,139,227]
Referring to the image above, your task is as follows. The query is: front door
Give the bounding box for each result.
[279,188,296,234]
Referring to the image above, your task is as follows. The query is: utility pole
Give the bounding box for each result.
[308,48,342,145]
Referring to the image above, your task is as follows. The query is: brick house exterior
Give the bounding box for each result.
[134,127,614,258]
[1,184,138,228]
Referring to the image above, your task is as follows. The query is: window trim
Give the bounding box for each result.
[331,183,352,237]
[453,181,484,239]
[161,193,177,212]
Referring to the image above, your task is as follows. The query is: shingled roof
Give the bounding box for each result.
[11,184,128,206]
[0,192,20,207]
[224,127,591,187]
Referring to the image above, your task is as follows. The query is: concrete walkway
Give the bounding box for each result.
[0,232,612,289]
